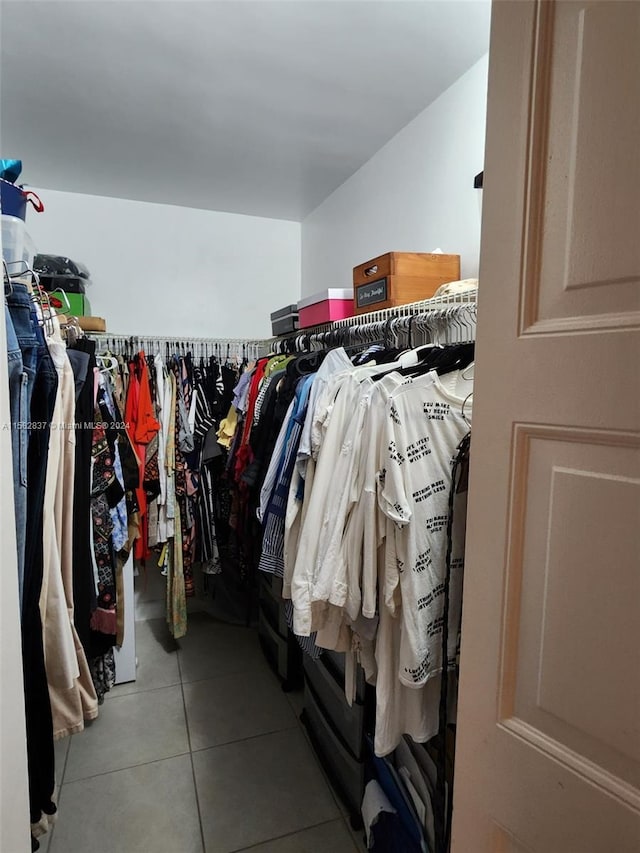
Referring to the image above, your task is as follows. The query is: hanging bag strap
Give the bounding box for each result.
[23,190,45,213]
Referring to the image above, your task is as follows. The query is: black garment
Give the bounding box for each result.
[260,354,321,475]
[98,391,126,509]
[243,369,283,494]
[109,396,140,498]
[69,338,97,653]
[434,431,471,853]
[220,364,237,413]
[22,337,58,824]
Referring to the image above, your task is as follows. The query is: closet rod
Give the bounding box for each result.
[87,332,275,361]
[87,332,274,346]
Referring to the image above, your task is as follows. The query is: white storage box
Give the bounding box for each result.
[2,214,27,266]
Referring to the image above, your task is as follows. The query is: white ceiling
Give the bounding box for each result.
[1,0,491,221]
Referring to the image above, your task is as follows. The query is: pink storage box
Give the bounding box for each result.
[297,288,354,328]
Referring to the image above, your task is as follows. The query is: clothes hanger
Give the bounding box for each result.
[3,259,14,295]
[97,354,119,374]
[461,391,473,426]
[49,287,71,314]
[460,361,474,380]
[427,341,475,376]
[381,338,443,372]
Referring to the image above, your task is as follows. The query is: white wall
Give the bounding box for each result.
[26,191,301,339]
[301,55,488,296]
[24,56,487,326]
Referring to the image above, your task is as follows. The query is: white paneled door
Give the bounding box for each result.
[452,2,640,852]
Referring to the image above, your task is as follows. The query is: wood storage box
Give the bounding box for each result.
[353,252,460,314]
[78,315,106,332]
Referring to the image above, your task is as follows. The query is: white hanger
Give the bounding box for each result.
[97,354,118,374]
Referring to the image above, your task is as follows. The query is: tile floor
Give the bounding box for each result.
[39,573,366,853]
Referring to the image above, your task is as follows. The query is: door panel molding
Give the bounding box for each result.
[499,423,639,719]
[519,0,555,335]
[519,0,640,337]
[499,718,640,810]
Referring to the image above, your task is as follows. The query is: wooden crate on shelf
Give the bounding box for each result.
[78,315,106,332]
[353,251,460,314]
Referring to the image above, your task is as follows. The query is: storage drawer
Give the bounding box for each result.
[353,251,460,314]
[258,602,302,689]
[303,678,365,816]
[321,649,366,703]
[303,655,364,757]
[259,575,288,638]
[258,603,289,680]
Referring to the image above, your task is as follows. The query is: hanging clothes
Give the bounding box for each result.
[236,338,475,761]
[165,366,187,638]
[40,316,98,739]
[22,293,59,827]
[68,337,98,657]
[125,351,160,563]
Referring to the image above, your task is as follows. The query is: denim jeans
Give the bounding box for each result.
[5,304,24,569]
[5,283,38,610]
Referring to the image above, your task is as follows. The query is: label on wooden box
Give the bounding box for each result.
[356,277,388,309]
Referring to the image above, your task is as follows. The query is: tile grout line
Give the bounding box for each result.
[61,749,193,785]
[106,663,269,699]
[46,731,73,851]
[104,679,183,700]
[227,817,352,853]
[188,722,301,755]
[174,664,274,688]
[177,644,208,853]
[58,737,70,786]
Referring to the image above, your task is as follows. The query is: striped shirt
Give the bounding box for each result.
[258,373,314,578]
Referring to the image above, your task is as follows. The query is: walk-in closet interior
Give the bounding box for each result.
[2,2,639,853]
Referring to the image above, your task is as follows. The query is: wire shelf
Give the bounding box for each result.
[332,286,478,328]
[280,287,479,349]
[87,332,274,361]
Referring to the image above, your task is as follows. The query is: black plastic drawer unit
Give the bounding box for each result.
[321,648,366,703]
[257,600,302,691]
[302,677,365,820]
[303,655,365,758]
[258,575,289,638]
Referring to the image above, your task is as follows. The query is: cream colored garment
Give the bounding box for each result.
[41,322,98,738]
[432,278,478,298]
[40,329,80,690]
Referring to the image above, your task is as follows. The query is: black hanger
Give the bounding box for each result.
[401,342,475,378]
[293,350,325,375]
